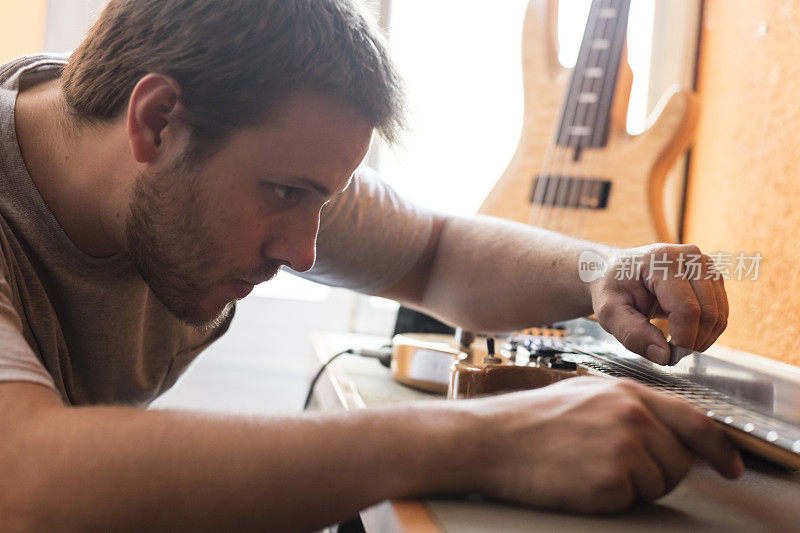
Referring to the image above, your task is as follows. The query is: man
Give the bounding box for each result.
[0,0,740,529]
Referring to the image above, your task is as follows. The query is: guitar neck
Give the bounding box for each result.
[554,0,631,156]
[564,338,800,470]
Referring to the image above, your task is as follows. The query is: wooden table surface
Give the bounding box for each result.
[310,331,800,532]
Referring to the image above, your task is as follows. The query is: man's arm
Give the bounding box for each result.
[1,377,741,529]
[380,214,727,365]
[1,382,472,531]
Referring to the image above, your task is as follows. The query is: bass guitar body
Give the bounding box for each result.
[480,0,698,247]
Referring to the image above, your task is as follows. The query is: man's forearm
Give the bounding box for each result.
[419,215,613,332]
[3,386,480,531]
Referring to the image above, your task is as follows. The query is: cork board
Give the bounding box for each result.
[685,0,800,365]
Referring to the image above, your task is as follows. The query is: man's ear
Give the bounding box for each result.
[126,73,184,164]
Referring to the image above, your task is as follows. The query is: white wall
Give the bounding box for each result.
[44,0,108,52]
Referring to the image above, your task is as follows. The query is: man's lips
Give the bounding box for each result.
[227,263,282,299]
[230,279,254,299]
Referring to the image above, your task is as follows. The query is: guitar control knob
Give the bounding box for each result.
[483,337,502,364]
[456,328,475,352]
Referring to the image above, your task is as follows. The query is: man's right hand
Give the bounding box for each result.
[0,376,743,528]
[460,377,744,513]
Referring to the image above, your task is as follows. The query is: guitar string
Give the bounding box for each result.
[566,0,630,241]
[524,0,567,228]
[528,2,601,230]
[560,0,625,238]
[526,0,604,230]
[546,0,616,236]
[524,3,576,230]
[531,337,800,449]
[525,103,563,226]
[562,0,615,239]
[541,0,614,235]
[569,346,800,447]
[524,13,583,230]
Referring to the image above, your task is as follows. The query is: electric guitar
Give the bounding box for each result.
[448,324,800,471]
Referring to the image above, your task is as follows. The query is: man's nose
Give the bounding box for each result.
[265,212,320,273]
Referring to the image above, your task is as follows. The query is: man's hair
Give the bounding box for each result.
[61,0,405,156]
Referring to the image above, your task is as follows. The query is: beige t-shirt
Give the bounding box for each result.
[0,54,433,406]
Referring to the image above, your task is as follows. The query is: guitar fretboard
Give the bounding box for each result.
[555,0,631,153]
[565,344,800,459]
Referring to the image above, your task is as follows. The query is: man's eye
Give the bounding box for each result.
[272,184,301,202]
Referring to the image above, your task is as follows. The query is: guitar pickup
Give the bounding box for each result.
[530,176,612,209]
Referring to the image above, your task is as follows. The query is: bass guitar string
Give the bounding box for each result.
[531,2,603,231]
[526,0,603,229]
[546,0,620,235]
[566,0,630,241]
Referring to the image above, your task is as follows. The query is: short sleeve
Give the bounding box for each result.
[293,166,434,293]
[0,256,58,391]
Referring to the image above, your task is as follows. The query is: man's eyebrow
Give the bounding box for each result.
[288,174,354,198]
[289,176,353,198]
[293,177,332,197]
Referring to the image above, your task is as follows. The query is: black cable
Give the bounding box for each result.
[303,349,352,410]
[303,347,393,410]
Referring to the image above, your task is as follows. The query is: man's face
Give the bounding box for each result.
[125,93,373,329]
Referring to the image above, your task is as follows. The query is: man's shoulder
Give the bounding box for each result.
[0,211,18,272]
[0,53,69,84]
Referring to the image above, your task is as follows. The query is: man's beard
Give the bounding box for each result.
[124,161,281,331]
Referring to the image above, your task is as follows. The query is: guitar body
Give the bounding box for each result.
[479,0,698,247]
[449,358,576,399]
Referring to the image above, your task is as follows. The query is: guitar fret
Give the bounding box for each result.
[568,125,592,136]
[599,7,617,18]
[591,39,610,50]
[578,92,599,103]
[584,67,603,78]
